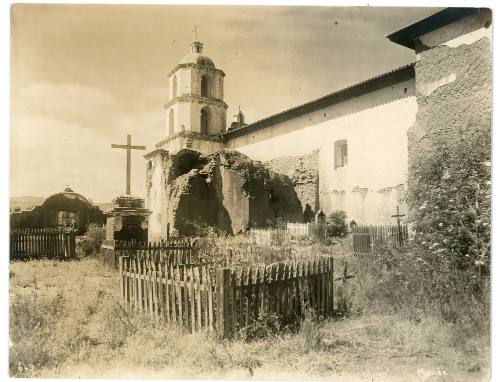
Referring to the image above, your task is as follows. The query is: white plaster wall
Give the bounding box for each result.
[230,85,417,224]
[148,163,163,236]
[169,68,191,100]
[227,78,414,151]
[165,103,192,136]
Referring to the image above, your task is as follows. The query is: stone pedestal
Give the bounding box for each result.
[105,195,152,242]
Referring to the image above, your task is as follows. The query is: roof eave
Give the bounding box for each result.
[386,7,480,50]
[224,63,415,140]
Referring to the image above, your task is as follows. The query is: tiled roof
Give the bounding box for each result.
[224,63,415,140]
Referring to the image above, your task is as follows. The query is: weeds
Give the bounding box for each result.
[9,247,490,380]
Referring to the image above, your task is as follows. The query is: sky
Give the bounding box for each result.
[10,4,441,202]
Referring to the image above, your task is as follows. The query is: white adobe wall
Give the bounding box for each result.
[148,163,163,237]
[227,78,417,224]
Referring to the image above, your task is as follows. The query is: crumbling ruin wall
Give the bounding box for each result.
[166,169,219,236]
[408,10,491,159]
[162,149,303,235]
[265,150,319,219]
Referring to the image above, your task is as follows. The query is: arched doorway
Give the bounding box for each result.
[200,108,209,135]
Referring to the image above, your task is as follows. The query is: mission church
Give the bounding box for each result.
[144,8,491,240]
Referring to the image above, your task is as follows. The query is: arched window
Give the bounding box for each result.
[219,77,224,99]
[201,75,210,97]
[172,76,178,99]
[169,109,175,136]
[334,139,348,169]
[200,108,209,135]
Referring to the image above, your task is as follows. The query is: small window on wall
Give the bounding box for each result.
[334,139,348,169]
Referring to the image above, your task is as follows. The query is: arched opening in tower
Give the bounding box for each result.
[200,108,209,135]
[172,75,178,98]
[200,75,210,97]
[169,109,175,136]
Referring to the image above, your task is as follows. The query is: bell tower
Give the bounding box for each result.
[160,41,228,155]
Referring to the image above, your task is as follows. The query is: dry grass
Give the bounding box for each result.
[9,257,490,381]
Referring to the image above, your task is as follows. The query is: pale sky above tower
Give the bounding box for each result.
[10,4,440,202]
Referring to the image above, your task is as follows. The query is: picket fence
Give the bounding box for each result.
[352,224,409,255]
[10,228,76,260]
[119,255,335,337]
[250,223,327,246]
[102,238,198,269]
[286,222,326,239]
[250,228,289,246]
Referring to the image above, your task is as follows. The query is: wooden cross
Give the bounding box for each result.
[111,134,146,195]
[391,205,406,246]
[391,205,405,225]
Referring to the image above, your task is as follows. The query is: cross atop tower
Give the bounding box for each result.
[192,25,198,41]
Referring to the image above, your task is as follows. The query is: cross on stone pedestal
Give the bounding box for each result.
[111,134,146,195]
[391,205,406,246]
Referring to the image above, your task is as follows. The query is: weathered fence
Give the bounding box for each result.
[250,223,327,246]
[250,228,289,246]
[286,222,326,239]
[10,228,76,260]
[102,238,199,269]
[119,255,336,337]
[352,224,409,255]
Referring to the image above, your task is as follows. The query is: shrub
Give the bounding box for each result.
[408,128,490,277]
[325,210,348,238]
[76,224,106,257]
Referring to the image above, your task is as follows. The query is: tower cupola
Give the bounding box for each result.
[191,41,203,53]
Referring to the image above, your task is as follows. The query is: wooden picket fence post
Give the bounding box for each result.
[217,268,231,337]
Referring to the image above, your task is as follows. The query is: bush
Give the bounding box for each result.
[76,224,106,257]
[408,128,490,277]
[325,211,348,238]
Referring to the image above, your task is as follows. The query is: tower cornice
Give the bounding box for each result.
[164,95,228,110]
[168,63,226,78]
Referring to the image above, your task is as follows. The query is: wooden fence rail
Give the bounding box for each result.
[10,228,76,260]
[352,224,409,255]
[119,255,336,337]
[103,238,199,269]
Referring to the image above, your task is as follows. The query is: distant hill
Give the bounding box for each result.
[94,202,116,213]
[10,196,45,211]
